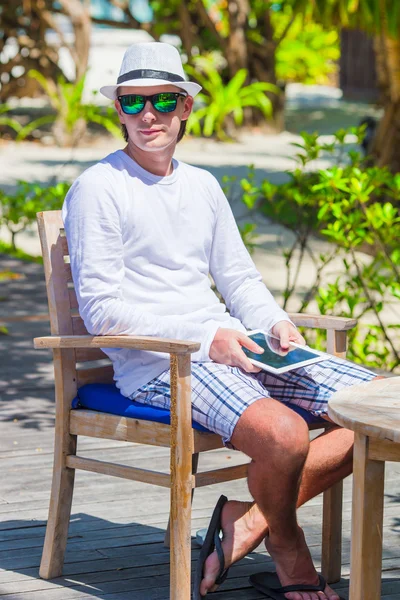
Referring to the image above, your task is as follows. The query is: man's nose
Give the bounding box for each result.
[141,100,157,121]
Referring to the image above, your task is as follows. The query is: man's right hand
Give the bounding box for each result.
[209,328,264,373]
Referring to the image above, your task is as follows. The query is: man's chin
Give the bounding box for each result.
[135,135,176,152]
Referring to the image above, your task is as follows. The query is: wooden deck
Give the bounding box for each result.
[1,257,400,599]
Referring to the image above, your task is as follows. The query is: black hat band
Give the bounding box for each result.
[117,69,185,85]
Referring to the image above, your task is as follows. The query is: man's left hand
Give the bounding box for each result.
[271,320,306,351]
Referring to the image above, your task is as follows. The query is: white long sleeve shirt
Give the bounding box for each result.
[62,149,291,397]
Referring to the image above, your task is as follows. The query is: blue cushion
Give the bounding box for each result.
[287,403,326,425]
[73,383,209,432]
[72,383,326,432]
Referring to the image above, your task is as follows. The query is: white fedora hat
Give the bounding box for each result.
[100,42,201,100]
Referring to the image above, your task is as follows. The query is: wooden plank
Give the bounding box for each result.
[321,480,343,583]
[76,364,114,386]
[71,315,88,335]
[68,287,79,309]
[368,438,400,462]
[194,463,248,487]
[64,261,73,282]
[328,378,400,443]
[193,431,224,453]
[169,353,193,600]
[327,329,348,359]
[36,212,80,581]
[75,347,107,362]
[39,348,78,580]
[66,456,171,487]
[60,235,69,256]
[289,313,357,331]
[349,432,385,600]
[69,410,171,446]
[34,333,201,355]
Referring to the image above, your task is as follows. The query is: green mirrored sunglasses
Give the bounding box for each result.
[118,92,187,115]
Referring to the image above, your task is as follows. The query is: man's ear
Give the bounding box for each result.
[181,95,194,121]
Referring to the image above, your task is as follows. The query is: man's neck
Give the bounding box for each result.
[124,141,176,177]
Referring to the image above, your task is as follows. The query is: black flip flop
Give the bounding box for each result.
[249,571,345,599]
[192,495,229,599]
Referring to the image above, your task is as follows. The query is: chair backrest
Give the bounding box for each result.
[37,210,114,389]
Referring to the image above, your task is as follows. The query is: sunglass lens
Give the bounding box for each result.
[153,93,178,113]
[120,95,145,114]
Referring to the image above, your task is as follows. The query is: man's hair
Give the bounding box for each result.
[121,119,187,143]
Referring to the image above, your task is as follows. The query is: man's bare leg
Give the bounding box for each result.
[201,375,386,597]
[200,399,346,599]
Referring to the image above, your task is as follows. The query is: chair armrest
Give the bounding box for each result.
[33,334,200,355]
[288,313,357,331]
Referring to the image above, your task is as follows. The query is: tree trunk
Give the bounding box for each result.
[225,0,249,77]
[224,3,285,131]
[371,35,400,172]
[59,0,91,81]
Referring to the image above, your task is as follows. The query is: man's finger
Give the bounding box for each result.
[239,334,264,354]
[290,333,306,346]
[241,359,262,373]
[279,331,290,350]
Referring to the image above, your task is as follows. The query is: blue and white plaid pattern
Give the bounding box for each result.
[130,356,376,444]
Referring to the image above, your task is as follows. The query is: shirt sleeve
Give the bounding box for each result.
[62,172,220,361]
[209,178,292,333]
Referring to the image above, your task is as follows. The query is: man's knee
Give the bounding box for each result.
[231,398,310,465]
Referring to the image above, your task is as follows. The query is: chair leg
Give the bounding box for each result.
[321,479,343,584]
[169,353,193,600]
[164,452,199,548]
[39,430,77,579]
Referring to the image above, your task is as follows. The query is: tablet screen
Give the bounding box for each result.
[243,332,322,370]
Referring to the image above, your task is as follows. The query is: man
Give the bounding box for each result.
[63,42,380,600]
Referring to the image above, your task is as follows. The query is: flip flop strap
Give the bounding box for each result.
[213,529,229,585]
[271,574,327,594]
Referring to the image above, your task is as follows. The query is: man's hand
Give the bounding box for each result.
[271,320,306,351]
[209,328,265,373]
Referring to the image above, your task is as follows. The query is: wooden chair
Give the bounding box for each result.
[34,210,356,600]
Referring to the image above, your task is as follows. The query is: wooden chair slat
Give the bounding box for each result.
[72,315,88,335]
[75,347,108,362]
[64,263,73,283]
[66,456,171,487]
[68,288,78,309]
[193,431,224,453]
[69,410,171,446]
[77,364,114,386]
[60,235,69,256]
[194,463,248,488]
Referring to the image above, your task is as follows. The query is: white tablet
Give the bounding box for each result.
[242,329,328,374]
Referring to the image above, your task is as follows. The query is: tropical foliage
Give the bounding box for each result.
[25,70,121,146]
[225,126,400,372]
[273,9,340,84]
[287,0,400,172]
[186,56,278,139]
[0,181,70,251]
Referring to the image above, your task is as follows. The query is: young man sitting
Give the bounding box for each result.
[63,42,381,600]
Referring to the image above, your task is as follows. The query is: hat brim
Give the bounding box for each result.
[100,79,201,100]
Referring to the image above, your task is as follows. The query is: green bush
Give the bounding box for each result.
[225,127,400,373]
[272,8,340,84]
[185,55,278,140]
[1,71,122,146]
[0,181,70,251]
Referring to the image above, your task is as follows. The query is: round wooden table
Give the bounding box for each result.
[328,376,400,600]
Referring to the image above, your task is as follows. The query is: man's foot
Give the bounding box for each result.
[199,500,268,596]
[265,526,340,600]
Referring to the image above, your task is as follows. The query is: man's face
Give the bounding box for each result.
[114,84,193,152]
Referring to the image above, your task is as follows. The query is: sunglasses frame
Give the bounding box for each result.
[117,92,187,115]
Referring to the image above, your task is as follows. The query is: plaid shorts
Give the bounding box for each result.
[130,356,376,445]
